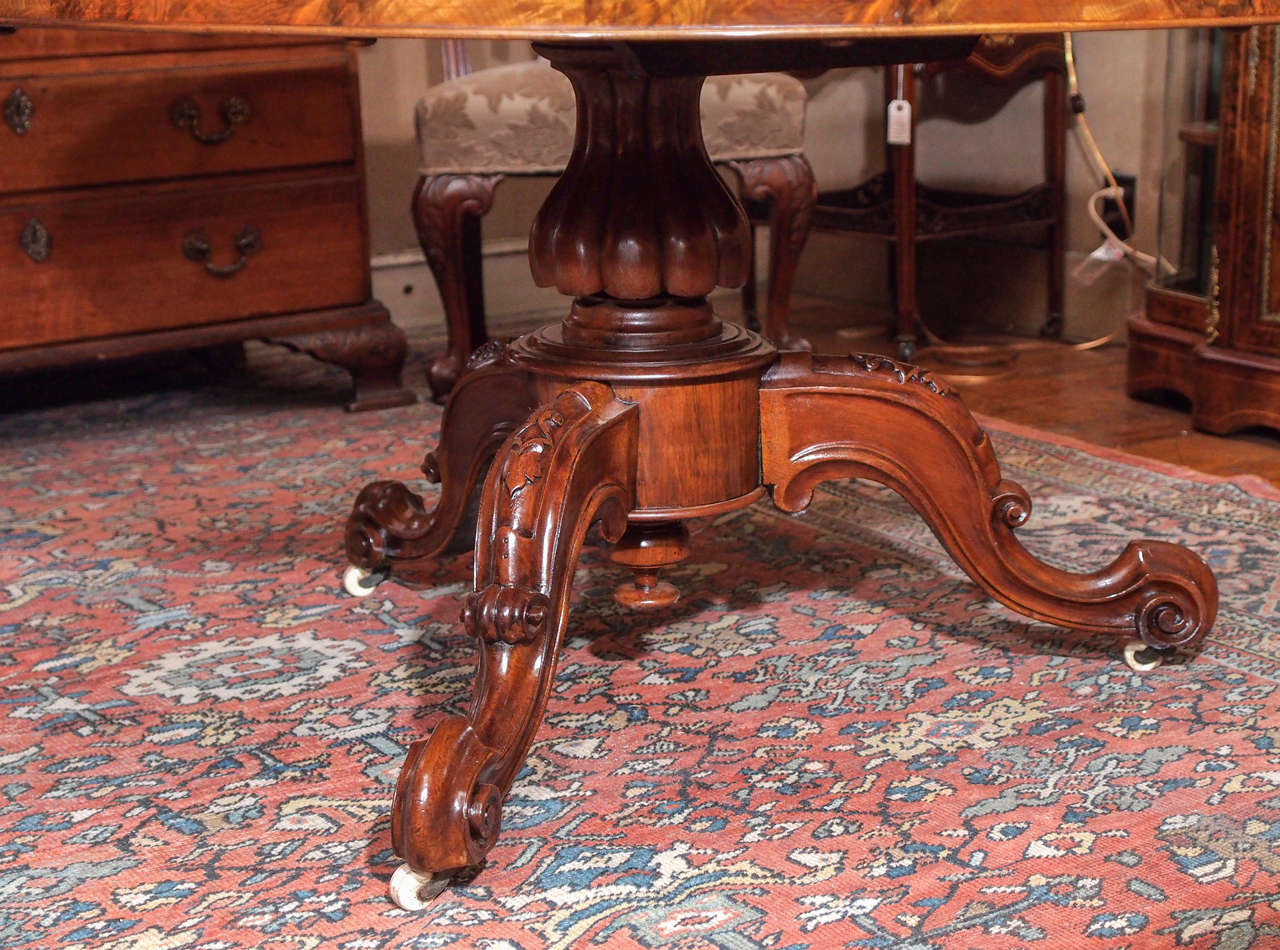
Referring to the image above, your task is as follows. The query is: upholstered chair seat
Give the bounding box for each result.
[416,58,806,174]
[412,55,816,400]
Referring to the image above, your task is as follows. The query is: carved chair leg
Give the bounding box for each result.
[390,382,638,900]
[760,351,1219,659]
[268,308,416,412]
[345,345,536,577]
[413,173,504,403]
[728,154,816,349]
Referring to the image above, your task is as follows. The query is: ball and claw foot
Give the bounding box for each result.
[389,864,450,910]
[1123,639,1173,672]
[342,564,385,598]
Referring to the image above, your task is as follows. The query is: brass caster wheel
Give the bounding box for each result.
[389,864,449,910]
[342,564,383,598]
[1123,640,1169,672]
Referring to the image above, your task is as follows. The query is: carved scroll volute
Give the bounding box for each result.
[529,46,750,300]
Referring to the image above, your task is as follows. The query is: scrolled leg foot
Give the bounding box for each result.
[390,383,639,887]
[760,351,1219,657]
[345,346,535,574]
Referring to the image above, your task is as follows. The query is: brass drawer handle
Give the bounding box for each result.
[20,217,50,262]
[4,87,32,135]
[183,226,261,278]
[169,95,251,145]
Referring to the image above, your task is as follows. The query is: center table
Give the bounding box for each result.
[5,0,1274,911]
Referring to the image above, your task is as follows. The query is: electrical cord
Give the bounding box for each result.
[923,33,1158,366]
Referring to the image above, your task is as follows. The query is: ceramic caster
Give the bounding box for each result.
[389,864,449,910]
[343,564,383,598]
[1123,640,1170,672]
[896,338,917,362]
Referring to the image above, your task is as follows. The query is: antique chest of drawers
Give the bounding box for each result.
[0,27,413,411]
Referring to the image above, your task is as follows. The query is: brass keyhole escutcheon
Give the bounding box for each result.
[20,218,50,262]
[4,87,33,135]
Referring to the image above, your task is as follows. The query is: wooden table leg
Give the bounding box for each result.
[390,383,637,908]
[760,351,1218,662]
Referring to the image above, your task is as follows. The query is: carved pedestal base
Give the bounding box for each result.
[342,39,1219,909]
[347,341,1218,904]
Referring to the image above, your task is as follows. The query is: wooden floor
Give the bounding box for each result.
[6,290,1278,491]
[766,295,1280,489]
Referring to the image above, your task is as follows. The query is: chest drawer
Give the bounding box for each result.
[0,171,368,350]
[0,49,357,193]
[0,27,316,61]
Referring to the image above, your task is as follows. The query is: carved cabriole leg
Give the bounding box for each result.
[270,309,416,412]
[728,153,817,350]
[391,382,638,894]
[345,344,535,576]
[413,173,504,403]
[760,351,1219,656]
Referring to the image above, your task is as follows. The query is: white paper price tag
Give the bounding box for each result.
[886,98,912,146]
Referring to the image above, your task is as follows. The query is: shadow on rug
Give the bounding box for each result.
[2,340,1280,949]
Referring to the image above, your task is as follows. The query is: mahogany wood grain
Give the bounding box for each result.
[0,46,357,193]
[0,171,368,350]
[3,0,1280,39]
[0,32,411,412]
[346,342,537,573]
[609,522,692,609]
[0,171,367,349]
[760,350,1217,651]
[0,27,314,59]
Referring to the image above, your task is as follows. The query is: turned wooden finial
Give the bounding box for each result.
[610,521,691,610]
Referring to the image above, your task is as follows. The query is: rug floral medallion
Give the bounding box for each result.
[2,345,1280,949]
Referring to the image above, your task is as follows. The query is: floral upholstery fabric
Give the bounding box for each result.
[415,58,807,175]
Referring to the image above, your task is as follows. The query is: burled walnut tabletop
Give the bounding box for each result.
[1,0,1278,38]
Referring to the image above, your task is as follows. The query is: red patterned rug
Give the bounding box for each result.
[3,340,1280,949]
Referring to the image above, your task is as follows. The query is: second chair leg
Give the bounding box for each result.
[729,154,816,349]
[413,173,504,403]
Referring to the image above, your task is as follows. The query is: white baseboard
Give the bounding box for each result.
[371,239,563,332]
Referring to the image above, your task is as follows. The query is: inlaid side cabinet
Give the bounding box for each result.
[0,27,413,411]
[1128,27,1280,434]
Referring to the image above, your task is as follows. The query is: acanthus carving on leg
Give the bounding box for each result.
[345,343,534,573]
[760,351,1218,655]
[413,173,504,402]
[728,153,816,349]
[391,381,638,886]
